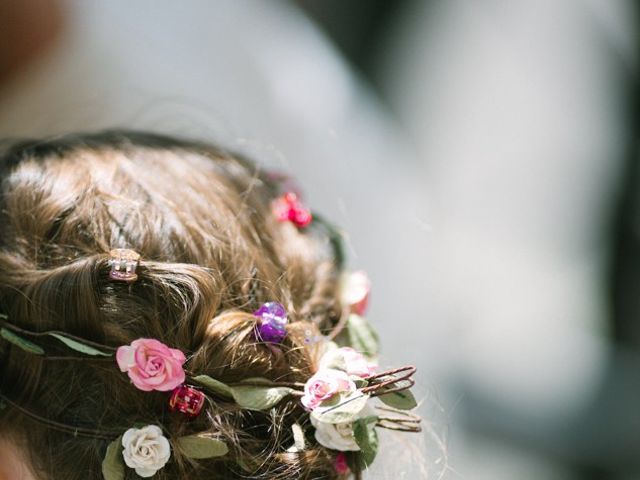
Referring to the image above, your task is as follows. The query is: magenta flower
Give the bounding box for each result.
[334,452,350,474]
[116,339,186,392]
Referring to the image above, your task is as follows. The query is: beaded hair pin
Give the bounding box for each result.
[0,194,421,480]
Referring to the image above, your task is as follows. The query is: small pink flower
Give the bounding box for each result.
[334,452,350,475]
[116,339,186,392]
[272,192,312,228]
[341,271,371,315]
[301,368,356,411]
[320,347,377,379]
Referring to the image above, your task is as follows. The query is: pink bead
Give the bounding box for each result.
[169,385,206,418]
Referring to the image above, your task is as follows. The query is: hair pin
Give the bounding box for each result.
[108,249,141,283]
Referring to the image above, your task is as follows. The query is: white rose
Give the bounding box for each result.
[310,404,375,451]
[122,425,171,478]
[312,419,360,451]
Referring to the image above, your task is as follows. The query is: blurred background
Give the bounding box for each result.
[0,1,638,479]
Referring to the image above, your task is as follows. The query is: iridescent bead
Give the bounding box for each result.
[169,385,205,418]
[254,302,288,344]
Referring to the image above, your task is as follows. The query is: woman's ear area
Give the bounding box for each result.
[0,437,36,480]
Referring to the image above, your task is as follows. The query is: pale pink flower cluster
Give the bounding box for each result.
[116,338,186,392]
[319,347,377,379]
[302,347,376,411]
[340,271,371,316]
[301,368,355,410]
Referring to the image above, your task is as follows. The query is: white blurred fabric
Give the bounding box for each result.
[381,0,636,478]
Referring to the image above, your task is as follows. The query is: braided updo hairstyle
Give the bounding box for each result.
[0,131,348,479]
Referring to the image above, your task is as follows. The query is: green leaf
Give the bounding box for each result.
[358,415,379,428]
[351,376,369,389]
[236,377,272,385]
[191,376,293,411]
[191,375,233,398]
[0,328,44,355]
[231,380,294,411]
[312,393,370,424]
[101,435,124,480]
[48,333,112,357]
[311,213,345,268]
[347,314,379,358]
[353,417,379,466]
[176,435,228,459]
[378,389,418,410]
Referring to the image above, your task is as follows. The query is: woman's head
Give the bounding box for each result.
[0,131,418,479]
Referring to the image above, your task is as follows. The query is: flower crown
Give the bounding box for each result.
[0,191,421,479]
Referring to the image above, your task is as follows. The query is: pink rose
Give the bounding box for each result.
[320,347,377,379]
[116,339,186,392]
[340,271,371,315]
[301,368,356,411]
